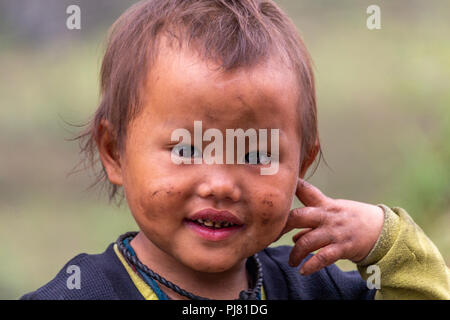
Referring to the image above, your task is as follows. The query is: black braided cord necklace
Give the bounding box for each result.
[116,232,264,300]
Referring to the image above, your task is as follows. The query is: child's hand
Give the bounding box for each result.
[278,178,385,275]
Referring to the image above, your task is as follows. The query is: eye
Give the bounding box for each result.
[171,144,202,158]
[244,151,271,165]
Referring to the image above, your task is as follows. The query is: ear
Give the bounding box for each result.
[299,138,320,179]
[96,119,124,186]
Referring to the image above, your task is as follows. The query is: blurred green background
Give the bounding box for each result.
[0,0,449,299]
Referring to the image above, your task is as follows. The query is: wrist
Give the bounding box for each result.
[355,204,400,266]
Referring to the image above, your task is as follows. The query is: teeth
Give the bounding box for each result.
[203,220,214,227]
[195,219,236,228]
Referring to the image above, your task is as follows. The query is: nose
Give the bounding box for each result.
[196,169,241,202]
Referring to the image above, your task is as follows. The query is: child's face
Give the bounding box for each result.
[112,44,303,273]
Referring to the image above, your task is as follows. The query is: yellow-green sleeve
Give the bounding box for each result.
[356,204,450,299]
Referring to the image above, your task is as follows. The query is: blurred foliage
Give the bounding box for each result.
[0,0,449,299]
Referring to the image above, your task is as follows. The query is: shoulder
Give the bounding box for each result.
[258,245,376,300]
[20,243,142,300]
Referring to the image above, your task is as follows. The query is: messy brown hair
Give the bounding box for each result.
[72,0,325,205]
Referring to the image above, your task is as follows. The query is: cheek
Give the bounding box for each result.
[255,170,297,226]
[249,190,292,245]
[122,150,188,218]
[128,183,187,255]
[260,191,291,223]
[125,177,186,230]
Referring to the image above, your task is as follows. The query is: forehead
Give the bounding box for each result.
[142,42,300,132]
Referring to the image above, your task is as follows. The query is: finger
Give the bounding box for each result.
[289,228,334,267]
[299,244,342,276]
[280,206,325,236]
[296,178,328,207]
[292,228,312,243]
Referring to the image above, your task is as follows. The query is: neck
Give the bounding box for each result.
[130,232,249,300]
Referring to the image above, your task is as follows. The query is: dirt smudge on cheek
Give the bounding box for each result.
[258,209,286,245]
[262,199,273,207]
[260,194,275,224]
[260,212,271,226]
[261,192,275,208]
[151,186,178,197]
[164,185,178,196]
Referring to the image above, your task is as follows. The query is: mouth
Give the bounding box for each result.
[184,208,244,241]
[187,208,243,227]
[187,218,241,229]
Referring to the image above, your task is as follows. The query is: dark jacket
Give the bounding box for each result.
[20,244,375,300]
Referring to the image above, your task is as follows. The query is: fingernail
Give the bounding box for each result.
[299,268,305,275]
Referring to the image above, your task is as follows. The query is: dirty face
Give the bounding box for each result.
[119,45,301,273]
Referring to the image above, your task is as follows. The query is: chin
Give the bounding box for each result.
[183,251,244,273]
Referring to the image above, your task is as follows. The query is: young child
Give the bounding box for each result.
[21,0,449,300]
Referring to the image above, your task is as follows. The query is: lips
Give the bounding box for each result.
[185,208,244,241]
[187,208,244,226]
